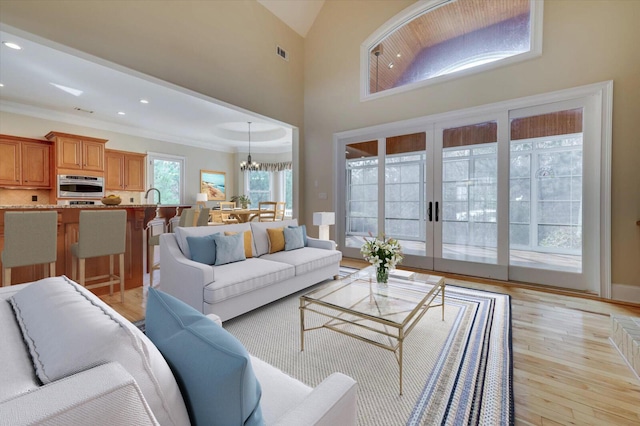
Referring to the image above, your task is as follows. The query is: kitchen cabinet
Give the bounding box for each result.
[46,131,107,173]
[0,135,51,188]
[105,149,146,191]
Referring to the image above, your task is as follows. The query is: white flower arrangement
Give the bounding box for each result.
[360,233,404,272]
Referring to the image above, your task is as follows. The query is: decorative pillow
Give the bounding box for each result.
[212,232,246,265]
[266,227,285,254]
[9,276,190,426]
[146,288,263,426]
[224,230,253,258]
[284,226,304,251]
[186,234,217,265]
[249,219,298,257]
[288,224,308,247]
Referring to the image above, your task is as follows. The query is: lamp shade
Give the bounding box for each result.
[313,212,335,226]
[196,193,208,202]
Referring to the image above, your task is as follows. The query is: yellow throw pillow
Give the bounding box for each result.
[224,230,253,258]
[266,227,285,254]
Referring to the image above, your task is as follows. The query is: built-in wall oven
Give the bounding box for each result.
[57,175,105,199]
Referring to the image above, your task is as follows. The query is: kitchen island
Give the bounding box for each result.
[0,204,192,295]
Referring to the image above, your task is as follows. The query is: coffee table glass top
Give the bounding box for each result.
[301,266,444,327]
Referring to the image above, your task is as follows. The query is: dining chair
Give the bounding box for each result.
[256,201,277,222]
[196,208,211,226]
[275,202,286,221]
[71,210,126,302]
[179,209,196,227]
[2,211,58,287]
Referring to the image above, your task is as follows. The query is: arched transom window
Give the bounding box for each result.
[362,0,543,99]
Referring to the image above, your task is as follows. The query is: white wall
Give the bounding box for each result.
[304,0,640,289]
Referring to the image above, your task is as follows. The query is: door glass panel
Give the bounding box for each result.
[345,141,378,249]
[509,109,583,272]
[441,121,498,264]
[385,133,426,256]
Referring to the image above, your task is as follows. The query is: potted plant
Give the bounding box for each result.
[231,195,251,209]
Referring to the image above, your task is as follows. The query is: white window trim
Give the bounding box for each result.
[360,0,544,101]
[146,151,186,205]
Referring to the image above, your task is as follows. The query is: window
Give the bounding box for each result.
[245,171,272,207]
[147,152,184,204]
[362,0,542,99]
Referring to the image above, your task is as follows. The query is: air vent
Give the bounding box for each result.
[74,107,94,114]
[276,45,289,61]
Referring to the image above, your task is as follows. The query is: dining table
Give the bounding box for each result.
[223,208,261,223]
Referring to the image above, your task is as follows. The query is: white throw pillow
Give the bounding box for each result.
[10,276,190,426]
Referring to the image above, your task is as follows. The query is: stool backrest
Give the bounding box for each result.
[2,211,57,268]
[77,210,127,258]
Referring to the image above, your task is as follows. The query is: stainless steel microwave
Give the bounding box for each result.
[57,175,105,198]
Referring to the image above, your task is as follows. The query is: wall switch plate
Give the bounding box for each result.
[32,195,37,202]
[318,192,328,199]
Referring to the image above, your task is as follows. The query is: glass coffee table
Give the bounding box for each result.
[299,266,445,395]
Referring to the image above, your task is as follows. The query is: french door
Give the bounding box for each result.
[337,84,608,294]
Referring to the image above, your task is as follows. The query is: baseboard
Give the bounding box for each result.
[611,282,640,304]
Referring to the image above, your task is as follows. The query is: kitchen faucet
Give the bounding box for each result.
[144,187,162,205]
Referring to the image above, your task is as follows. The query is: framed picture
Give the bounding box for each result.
[200,170,226,201]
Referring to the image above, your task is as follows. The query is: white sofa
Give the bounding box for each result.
[0,277,357,425]
[160,219,342,321]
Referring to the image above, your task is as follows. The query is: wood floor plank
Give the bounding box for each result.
[102,259,640,426]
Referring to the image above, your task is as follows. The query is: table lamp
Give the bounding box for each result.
[196,193,208,209]
[313,212,335,240]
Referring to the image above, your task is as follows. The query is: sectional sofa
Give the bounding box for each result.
[0,276,357,425]
[159,219,342,321]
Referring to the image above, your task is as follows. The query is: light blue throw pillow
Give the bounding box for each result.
[212,232,246,265]
[287,224,307,246]
[284,226,304,251]
[186,234,217,265]
[146,288,263,426]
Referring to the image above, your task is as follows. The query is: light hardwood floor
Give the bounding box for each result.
[101,258,640,425]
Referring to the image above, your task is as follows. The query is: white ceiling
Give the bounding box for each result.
[258,0,325,37]
[0,26,293,154]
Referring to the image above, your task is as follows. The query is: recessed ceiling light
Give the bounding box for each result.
[117,111,126,115]
[139,99,149,104]
[0,83,4,87]
[396,53,401,58]
[388,62,394,69]
[2,41,22,50]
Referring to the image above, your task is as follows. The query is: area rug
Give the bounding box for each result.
[223,268,513,425]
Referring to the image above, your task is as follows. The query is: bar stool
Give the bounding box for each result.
[71,210,126,302]
[147,218,167,288]
[2,211,58,287]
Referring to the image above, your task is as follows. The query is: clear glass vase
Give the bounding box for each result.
[376,266,389,285]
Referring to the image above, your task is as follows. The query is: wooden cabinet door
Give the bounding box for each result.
[82,140,105,171]
[105,151,125,190]
[56,137,82,169]
[22,142,51,187]
[0,139,21,186]
[124,154,145,191]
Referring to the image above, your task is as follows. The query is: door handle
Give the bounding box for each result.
[428,201,432,222]
[435,201,439,222]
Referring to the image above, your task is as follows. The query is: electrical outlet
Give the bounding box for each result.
[32,195,37,202]
[130,198,134,203]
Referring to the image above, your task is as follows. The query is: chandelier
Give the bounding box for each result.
[240,121,260,171]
